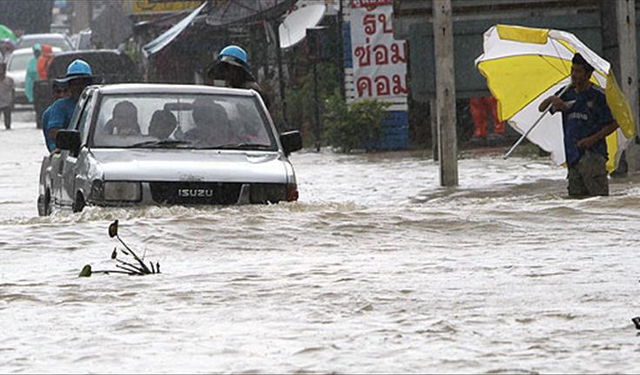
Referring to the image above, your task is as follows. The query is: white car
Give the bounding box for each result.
[6,47,61,104]
[38,84,303,215]
[16,33,73,52]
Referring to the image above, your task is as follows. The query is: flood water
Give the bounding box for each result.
[1,114,640,373]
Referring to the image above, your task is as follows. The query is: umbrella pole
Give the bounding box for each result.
[503,83,572,159]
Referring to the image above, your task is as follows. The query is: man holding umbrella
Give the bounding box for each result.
[476,25,636,198]
[538,53,619,197]
[43,59,95,152]
[0,24,17,62]
[0,39,15,63]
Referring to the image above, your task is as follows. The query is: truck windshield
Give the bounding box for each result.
[90,93,276,151]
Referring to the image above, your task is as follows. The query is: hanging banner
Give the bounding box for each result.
[349,0,408,100]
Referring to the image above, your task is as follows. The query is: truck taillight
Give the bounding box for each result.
[286,183,299,201]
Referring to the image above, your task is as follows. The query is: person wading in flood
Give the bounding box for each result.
[43,59,96,152]
[0,62,15,130]
[538,53,619,197]
[205,45,269,107]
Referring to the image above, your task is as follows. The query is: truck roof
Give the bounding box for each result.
[93,83,257,97]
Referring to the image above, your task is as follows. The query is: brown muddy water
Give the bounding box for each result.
[1,115,640,373]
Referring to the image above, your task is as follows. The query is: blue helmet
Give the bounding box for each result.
[56,59,95,83]
[218,45,249,68]
[207,45,254,82]
[65,59,93,77]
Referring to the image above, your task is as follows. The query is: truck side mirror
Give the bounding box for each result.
[56,130,81,157]
[280,130,302,155]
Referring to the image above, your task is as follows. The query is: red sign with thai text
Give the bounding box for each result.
[350,3,407,100]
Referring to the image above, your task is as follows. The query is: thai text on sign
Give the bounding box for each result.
[350,0,407,100]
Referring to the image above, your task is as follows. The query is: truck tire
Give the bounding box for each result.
[73,193,85,213]
[37,190,52,216]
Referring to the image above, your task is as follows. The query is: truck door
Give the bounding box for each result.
[56,92,93,209]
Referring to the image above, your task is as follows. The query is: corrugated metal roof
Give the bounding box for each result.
[205,0,295,28]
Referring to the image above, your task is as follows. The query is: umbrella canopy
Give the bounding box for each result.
[0,24,17,42]
[475,24,636,171]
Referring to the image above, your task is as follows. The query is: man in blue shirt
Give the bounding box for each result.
[43,59,95,152]
[41,81,69,151]
[539,53,619,197]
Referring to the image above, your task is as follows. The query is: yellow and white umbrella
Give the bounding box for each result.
[475,24,636,171]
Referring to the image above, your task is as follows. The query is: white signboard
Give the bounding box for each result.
[349,0,408,101]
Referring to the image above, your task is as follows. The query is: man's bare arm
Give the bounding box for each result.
[539,96,567,112]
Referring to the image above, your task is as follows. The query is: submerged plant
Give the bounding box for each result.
[79,220,160,277]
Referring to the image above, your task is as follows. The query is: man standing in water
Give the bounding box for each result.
[0,63,14,130]
[538,53,618,197]
[43,59,95,152]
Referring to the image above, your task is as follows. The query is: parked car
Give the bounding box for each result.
[6,47,61,104]
[33,49,138,128]
[16,33,73,52]
[37,84,303,215]
[5,48,32,104]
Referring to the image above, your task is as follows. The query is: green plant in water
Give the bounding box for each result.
[79,220,160,277]
[323,91,390,153]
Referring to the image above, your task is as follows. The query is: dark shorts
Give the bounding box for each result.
[567,150,609,197]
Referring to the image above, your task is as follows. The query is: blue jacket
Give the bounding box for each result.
[42,97,77,152]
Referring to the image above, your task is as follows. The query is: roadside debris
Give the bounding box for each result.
[79,220,160,277]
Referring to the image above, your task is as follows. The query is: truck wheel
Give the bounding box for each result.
[37,190,52,216]
[43,190,52,216]
[73,193,85,213]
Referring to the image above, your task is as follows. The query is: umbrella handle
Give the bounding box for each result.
[503,83,572,160]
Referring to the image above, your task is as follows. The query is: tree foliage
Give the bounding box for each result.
[286,63,341,146]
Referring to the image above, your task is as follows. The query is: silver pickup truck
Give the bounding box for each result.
[37,84,302,215]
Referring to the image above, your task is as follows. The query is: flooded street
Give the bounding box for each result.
[2,114,640,373]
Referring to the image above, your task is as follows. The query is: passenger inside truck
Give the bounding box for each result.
[104,100,141,136]
[148,109,177,139]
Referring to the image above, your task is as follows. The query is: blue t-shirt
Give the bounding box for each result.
[42,97,78,152]
[559,86,614,167]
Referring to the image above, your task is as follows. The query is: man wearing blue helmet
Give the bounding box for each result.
[207,45,269,107]
[42,59,96,152]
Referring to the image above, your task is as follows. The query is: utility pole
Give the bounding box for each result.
[616,0,640,172]
[337,0,346,99]
[71,0,91,34]
[272,20,288,128]
[308,26,326,152]
[433,0,458,186]
[430,98,438,161]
